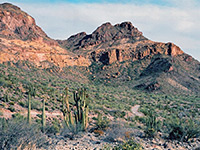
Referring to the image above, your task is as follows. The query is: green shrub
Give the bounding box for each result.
[165,117,200,142]
[144,108,161,138]
[114,138,142,150]
[19,101,25,107]
[0,111,3,116]
[46,118,61,135]
[8,106,15,112]
[96,113,109,130]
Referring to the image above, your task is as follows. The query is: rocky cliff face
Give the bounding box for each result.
[90,41,183,65]
[0,3,90,68]
[58,21,183,66]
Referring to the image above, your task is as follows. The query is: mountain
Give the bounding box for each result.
[58,21,200,95]
[0,3,200,149]
[0,3,90,68]
[0,2,200,95]
[0,3,56,44]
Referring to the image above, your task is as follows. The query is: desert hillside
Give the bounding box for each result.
[0,3,200,150]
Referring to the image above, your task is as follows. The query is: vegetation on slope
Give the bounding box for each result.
[0,60,200,149]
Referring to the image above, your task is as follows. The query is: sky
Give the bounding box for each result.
[0,0,200,61]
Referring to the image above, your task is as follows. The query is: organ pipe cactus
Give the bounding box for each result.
[62,87,89,131]
[42,98,46,133]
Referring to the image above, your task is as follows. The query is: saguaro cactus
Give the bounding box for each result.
[27,92,31,124]
[42,98,46,132]
[62,87,74,128]
[62,87,89,131]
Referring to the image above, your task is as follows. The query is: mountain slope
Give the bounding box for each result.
[58,21,200,94]
[0,3,200,150]
[0,3,199,95]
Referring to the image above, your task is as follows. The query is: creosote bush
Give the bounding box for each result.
[0,116,47,150]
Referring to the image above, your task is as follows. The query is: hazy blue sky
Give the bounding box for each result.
[0,0,200,61]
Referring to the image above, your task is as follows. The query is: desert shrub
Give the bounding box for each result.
[165,117,200,142]
[45,118,61,135]
[11,113,24,119]
[18,101,25,107]
[105,121,139,142]
[139,107,149,115]
[137,116,146,124]
[105,122,127,142]
[9,102,15,105]
[113,138,142,150]
[8,106,15,112]
[0,103,6,108]
[3,94,9,102]
[60,122,84,139]
[144,108,161,138]
[0,117,47,149]
[24,99,41,110]
[95,113,110,130]
[31,99,41,110]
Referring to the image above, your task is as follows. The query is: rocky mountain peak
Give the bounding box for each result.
[59,21,147,50]
[0,3,57,46]
[93,22,113,33]
[0,3,21,10]
[114,21,135,31]
[91,21,144,42]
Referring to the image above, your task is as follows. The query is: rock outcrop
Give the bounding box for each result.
[0,3,57,46]
[0,3,90,68]
[89,42,183,65]
[58,21,183,66]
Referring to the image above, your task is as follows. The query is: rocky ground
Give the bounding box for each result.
[1,105,200,150]
[46,131,200,150]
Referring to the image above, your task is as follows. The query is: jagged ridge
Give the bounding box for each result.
[58,21,147,50]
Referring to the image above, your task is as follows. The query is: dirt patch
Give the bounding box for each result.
[131,105,144,117]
